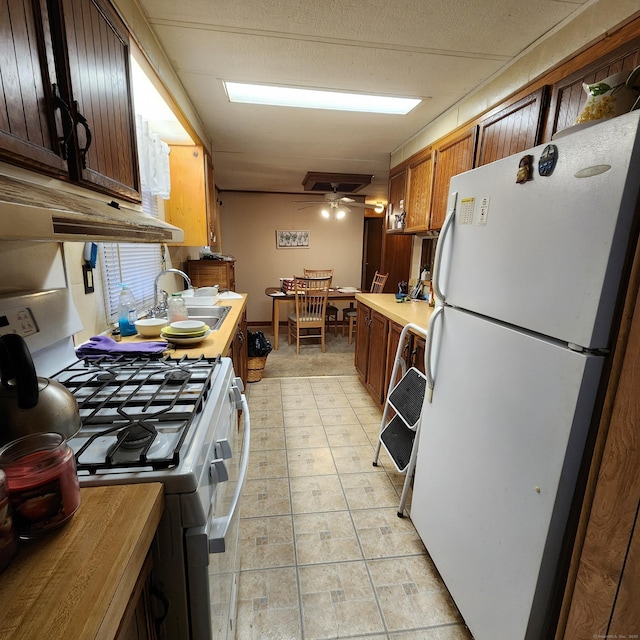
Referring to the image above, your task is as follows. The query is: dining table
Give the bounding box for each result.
[264,286,361,349]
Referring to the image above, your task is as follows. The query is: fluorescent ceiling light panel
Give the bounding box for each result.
[224,82,421,115]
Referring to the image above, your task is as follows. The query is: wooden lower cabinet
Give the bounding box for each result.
[410,335,426,374]
[226,309,248,387]
[354,304,370,377]
[354,303,389,405]
[187,259,236,290]
[116,553,158,640]
[358,312,427,408]
[385,320,412,394]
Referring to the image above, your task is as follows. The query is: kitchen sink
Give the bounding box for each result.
[185,305,232,331]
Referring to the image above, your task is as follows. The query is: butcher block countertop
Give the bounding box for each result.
[0,483,164,640]
[356,293,434,330]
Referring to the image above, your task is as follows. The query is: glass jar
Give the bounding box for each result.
[0,469,18,572]
[0,433,81,539]
[167,292,189,324]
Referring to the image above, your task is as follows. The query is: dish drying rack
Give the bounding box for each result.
[372,322,429,517]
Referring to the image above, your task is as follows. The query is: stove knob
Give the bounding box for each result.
[215,439,232,460]
[210,459,229,484]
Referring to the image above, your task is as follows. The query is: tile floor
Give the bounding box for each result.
[238,374,474,640]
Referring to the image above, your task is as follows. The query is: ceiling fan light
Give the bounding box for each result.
[336,209,346,220]
[321,209,330,218]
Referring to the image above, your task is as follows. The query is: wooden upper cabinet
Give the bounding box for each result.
[0,0,67,176]
[430,127,478,230]
[386,166,407,231]
[165,145,216,247]
[405,150,434,232]
[476,87,549,166]
[0,0,140,201]
[547,43,640,139]
[56,0,140,200]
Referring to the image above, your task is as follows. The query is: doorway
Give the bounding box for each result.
[362,217,383,291]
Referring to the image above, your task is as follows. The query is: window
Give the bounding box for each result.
[101,189,163,323]
[101,114,171,323]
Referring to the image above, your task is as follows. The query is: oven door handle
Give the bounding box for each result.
[208,396,250,554]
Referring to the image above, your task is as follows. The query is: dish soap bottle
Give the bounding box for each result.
[167,292,189,324]
[118,283,138,336]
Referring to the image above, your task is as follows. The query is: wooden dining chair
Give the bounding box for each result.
[303,268,339,336]
[287,276,332,354]
[343,271,388,344]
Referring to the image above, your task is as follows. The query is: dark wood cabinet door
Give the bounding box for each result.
[431,127,478,230]
[385,321,412,397]
[226,309,247,388]
[410,335,426,375]
[354,303,370,378]
[0,0,67,175]
[380,232,413,295]
[57,0,140,200]
[476,87,548,166]
[365,310,388,404]
[233,310,248,387]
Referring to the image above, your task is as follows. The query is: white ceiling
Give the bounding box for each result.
[136,0,589,203]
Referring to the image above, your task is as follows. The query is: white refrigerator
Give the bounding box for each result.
[411,110,640,640]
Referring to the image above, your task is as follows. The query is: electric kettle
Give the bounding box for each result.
[0,334,81,446]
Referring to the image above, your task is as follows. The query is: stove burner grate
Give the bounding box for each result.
[55,354,222,472]
[117,422,157,449]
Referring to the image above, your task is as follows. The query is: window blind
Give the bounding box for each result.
[101,189,163,323]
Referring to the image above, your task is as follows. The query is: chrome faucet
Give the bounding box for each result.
[150,268,192,317]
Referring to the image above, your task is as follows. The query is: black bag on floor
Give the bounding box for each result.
[247,330,272,356]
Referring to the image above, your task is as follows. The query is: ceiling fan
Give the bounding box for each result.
[294,184,385,218]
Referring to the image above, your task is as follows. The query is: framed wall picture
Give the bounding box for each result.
[276,230,310,249]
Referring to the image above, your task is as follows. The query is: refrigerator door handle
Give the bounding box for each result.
[425,305,444,402]
[432,191,457,304]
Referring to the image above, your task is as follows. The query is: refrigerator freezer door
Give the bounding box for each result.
[411,307,603,640]
[438,110,640,349]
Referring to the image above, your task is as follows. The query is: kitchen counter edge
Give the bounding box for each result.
[355,293,433,330]
[0,482,164,640]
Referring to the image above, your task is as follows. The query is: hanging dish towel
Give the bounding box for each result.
[76,335,168,358]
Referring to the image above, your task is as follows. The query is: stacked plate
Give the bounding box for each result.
[161,320,211,345]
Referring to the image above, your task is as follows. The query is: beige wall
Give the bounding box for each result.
[219,192,364,323]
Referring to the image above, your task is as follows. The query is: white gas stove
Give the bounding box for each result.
[0,289,250,639]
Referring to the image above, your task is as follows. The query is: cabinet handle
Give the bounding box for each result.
[52,84,73,160]
[73,102,92,169]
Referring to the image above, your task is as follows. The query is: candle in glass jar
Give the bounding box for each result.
[0,433,81,539]
[0,469,18,572]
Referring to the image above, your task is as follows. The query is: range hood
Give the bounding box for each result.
[0,173,184,243]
